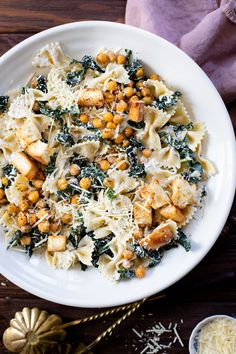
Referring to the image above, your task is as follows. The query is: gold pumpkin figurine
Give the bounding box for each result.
[3,307,66,354]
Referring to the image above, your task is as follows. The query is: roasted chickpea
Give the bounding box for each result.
[129,95,140,102]
[107,80,117,91]
[92,118,103,129]
[32,101,40,112]
[104,92,115,103]
[70,164,80,176]
[57,178,68,191]
[38,221,50,233]
[33,179,43,190]
[149,74,159,80]
[19,200,29,212]
[117,54,126,64]
[103,112,114,122]
[0,189,5,200]
[106,122,117,129]
[79,114,89,123]
[136,68,144,78]
[36,200,46,209]
[71,194,79,205]
[136,81,144,89]
[20,235,31,246]
[127,80,134,87]
[17,212,27,227]
[108,51,116,62]
[123,127,133,138]
[99,160,110,171]
[113,114,123,124]
[124,87,134,98]
[37,170,45,181]
[142,96,153,105]
[102,128,114,140]
[117,91,124,100]
[7,203,18,215]
[116,100,128,112]
[20,225,32,233]
[114,134,125,144]
[141,87,151,97]
[37,209,49,219]
[1,177,8,186]
[96,52,109,65]
[135,265,146,278]
[29,213,37,225]
[50,222,60,233]
[61,213,72,224]
[142,149,152,158]
[79,177,91,190]
[28,191,40,204]
[122,140,130,148]
[103,177,114,189]
[117,161,129,170]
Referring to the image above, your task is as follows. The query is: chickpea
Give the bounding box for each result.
[79,114,89,123]
[141,87,151,97]
[28,190,40,204]
[107,80,117,91]
[106,122,116,129]
[96,52,109,65]
[117,91,124,100]
[123,127,133,138]
[0,188,5,200]
[37,170,45,181]
[57,178,68,191]
[129,95,139,102]
[17,183,28,192]
[123,250,134,260]
[37,209,49,220]
[38,221,50,233]
[19,200,29,212]
[114,134,125,144]
[122,140,130,148]
[79,177,91,190]
[113,114,123,124]
[70,164,80,176]
[124,87,134,98]
[107,155,117,164]
[71,194,79,205]
[20,235,31,246]
[1,177,8,186]
[133,229,143,240]
[32,101,40,112]
[7,203,18,215]
[36,200,46,209]
[17,212,27,227]
[61,213,72,224]
[142,96,153,105]
[103,112,114,122]
[116,100,128,112]
[117,54,126,64]
[103,177,114,189]
[20,225,32,233]
[127,80,134,87]
[33,179,43,190]
[136,81,144,89]
[29,213,37,225]
[149,74,159,80]
[50,222,60,233]
[99,160,110,171]
[92,118,103,129]
[136,91,142,97]
[104,92,115,104]
[108,51,116,62]
[102,128,114,140]
[136,68,144,78]
[135,265,146,278]
[117,161,129,170]
[142,149,152,158]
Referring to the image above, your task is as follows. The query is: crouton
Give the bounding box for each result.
[26,141,51,165]
[12,152,38,180]
[140,223,175,250]
[77,88,104,107]
[133,201,152,227]
[139,178,170,209]
[128,101,144,122]
[159,204,185,223]
[47,235,67,252]
[171,177,196,209]
[17,120,41,149]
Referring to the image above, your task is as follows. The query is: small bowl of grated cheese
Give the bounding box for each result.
[189,315,236,354]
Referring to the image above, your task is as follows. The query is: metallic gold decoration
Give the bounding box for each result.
[3,294,165,354]
[3,307,66,353]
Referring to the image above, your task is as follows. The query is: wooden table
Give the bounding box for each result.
[0,1,235,353]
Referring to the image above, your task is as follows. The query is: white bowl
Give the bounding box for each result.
[189,314,236,353]
[0,21,235,307]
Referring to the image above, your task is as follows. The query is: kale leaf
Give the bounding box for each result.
[7,230,22,249]
[80,163,106,187]
[39,102,79,121]
[68,224,86,248]
[56,125,75,147]
[57,187,73,200]
[160,132,194,160]
[80,55,104,73]
[70,154,88,168]
[125,49,132,65]
[66,69,84,86]
[126,59,142,80]
[36,75,47,93]
[172,122,194,133]
[177,229,191,251]
[118,268,135,279]
[126,138,146,178]
[77,130,102,143]
[131,242,163,268]
[25,229,49,257]
[0,95,9,113]
[45,153,58,176]
[153,91,182,111]
[127,120,145,129]
[2,164,17,186]
[91,234,114,267]
[181,160,203,183]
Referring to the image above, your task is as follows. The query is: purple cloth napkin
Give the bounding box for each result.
[125,0,236,104]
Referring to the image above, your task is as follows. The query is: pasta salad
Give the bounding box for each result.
[0,43,215,281]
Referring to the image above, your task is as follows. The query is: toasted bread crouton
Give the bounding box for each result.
[17,120,41,149]
[26,141,51,165]
[134,201,152,227]
[47,235,67,252]
[128,101,144,122]
[159,204,185,223]
[171,177,196,209]
[12,152,38,180]
[140,223,175,250]
[139,179,170,209]
[77,88,104,107]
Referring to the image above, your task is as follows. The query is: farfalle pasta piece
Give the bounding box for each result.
[152,146,181,169]
[32,42,69,68]
[177,205,197,227]
[8,91,35,119]
[144,79,172,97]
[75,235,95,266]
[108,170,139,194]
[187,122,205,151]
[168,101,190,125]
[69,141,100,161]
[196,145,216,177]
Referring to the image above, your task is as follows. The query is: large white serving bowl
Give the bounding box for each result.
[0,21,235,308]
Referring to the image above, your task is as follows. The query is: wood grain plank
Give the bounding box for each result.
[0,0,126,33]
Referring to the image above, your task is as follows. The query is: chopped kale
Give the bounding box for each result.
[125,49,132,65]
[80,163,106,187]
[160,132,194,160]
[77,130,102,143]
[66,69,84,86]
[181,160,203,183]
[39,102,65,121]
[129,137,145,151]
[80,262,88,271]
[80,55,104,73]
[57,186,73,200]
[118,268,135,279]
[36,75,47,93]
[75,121,98,130]
[172,122,194,132]
[68,224,86,248]
[91,234,114,267]
[21,86,29,94]
[0,95,9,113]
[2,164,17,186]
[153,91,182,111]
[7,230,22,249]
[131,242,146,257]
[126,59,142,80]
[127,120,145,129]
[25,229,49,257]
[56,125,75,147]
[107,188,115,201]
[201,187,207,198]
[70,154,88,168]
[129,163,146,178]
[45,153,58,176]
[146,249,163,268]
[177,229,191,251]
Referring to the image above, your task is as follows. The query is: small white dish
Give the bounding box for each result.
[0,21,235,307]
[189,314,236,354]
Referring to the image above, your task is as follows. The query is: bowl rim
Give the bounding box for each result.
[189,314,236,353]
[0,20,235,307]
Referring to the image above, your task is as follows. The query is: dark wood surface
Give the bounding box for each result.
[0,1,235,353]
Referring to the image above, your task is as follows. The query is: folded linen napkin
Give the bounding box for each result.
[125,0,236,104]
